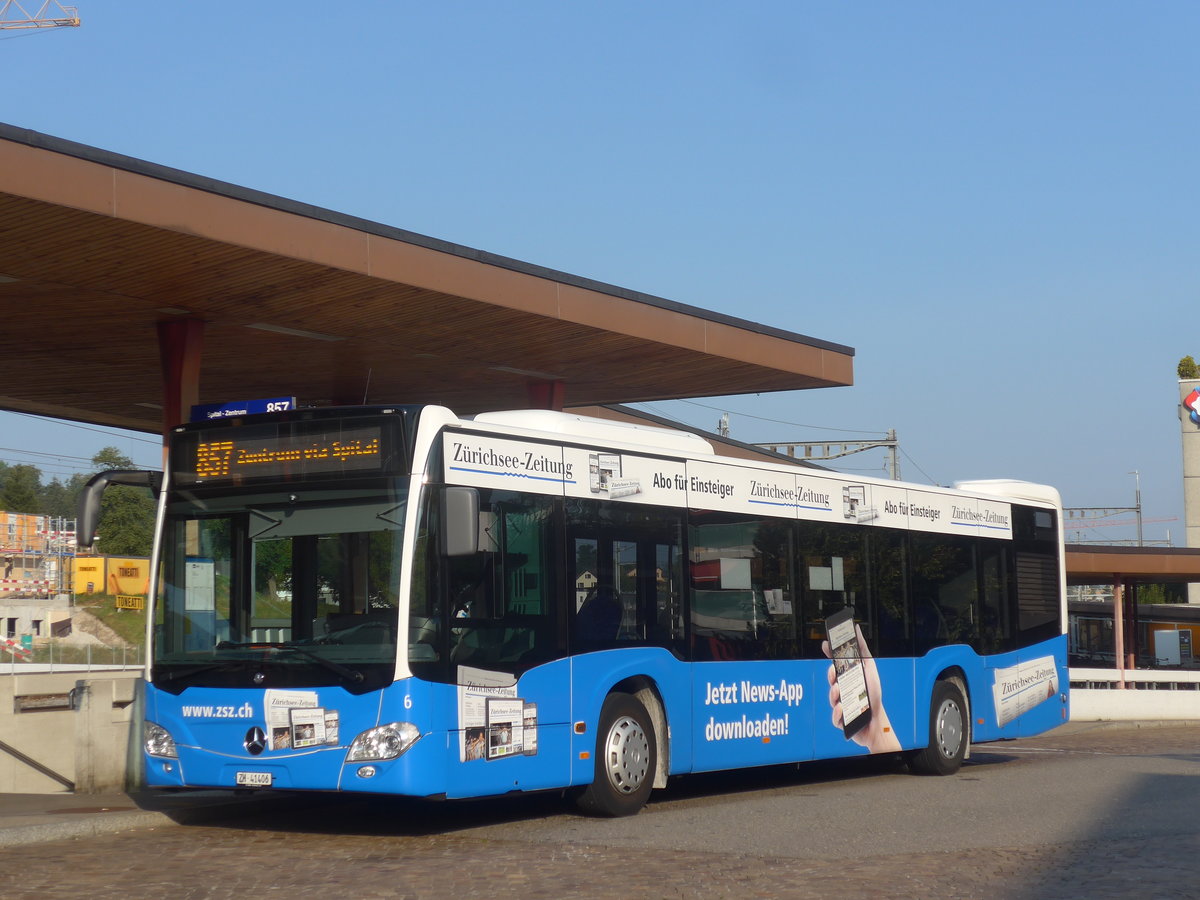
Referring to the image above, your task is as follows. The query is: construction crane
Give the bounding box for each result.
[0,1,80,29]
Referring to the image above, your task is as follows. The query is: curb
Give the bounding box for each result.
[0,790,315,848]
[0,809,178,848]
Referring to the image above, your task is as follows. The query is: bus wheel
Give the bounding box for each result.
[576,692,656,817]
[908,680,967,776]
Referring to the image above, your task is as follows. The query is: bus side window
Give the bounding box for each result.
[797,522,871,658]
[567,499,683,654]
[446,491,560,672]
[868,530,910,657]
[911,533,978,654]
[689,513,795,661]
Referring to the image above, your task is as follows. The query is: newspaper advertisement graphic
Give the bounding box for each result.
[523,702,538,756]
[264,689,340,750]
[992,655,1059,727]
[486,697,525,759]
[458,666,518,762]
[324,710,340,745]
[289,706,327,749]
[842,484,877,523]
[265,689,319,751]
[589,452,641,499]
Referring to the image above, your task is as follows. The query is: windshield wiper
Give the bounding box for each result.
[247,508,283,539]
[276,644,365,683]
[216,641,365,684]
[376,501,406,528]
[158,659,258,681]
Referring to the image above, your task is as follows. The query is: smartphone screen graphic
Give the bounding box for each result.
[826,606,872,739]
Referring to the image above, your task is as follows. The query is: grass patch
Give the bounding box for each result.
[75,594,147,647]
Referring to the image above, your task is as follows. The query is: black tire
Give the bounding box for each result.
[908,680,968,776]
[575,692,656,817]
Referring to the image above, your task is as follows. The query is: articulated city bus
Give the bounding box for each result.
[80,404,1069,816]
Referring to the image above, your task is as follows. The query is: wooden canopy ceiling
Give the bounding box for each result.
[0,124,854,434]
[1066,545,1200,585]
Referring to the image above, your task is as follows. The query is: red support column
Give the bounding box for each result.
[157,318,205,439]
[1124,579,1138,672]
[526,379,565,411]
[1112,575,1125,689]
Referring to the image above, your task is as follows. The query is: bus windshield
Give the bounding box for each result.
[153,478,406,693]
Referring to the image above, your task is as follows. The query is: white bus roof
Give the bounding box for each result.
[471,409,715,457]
[461,410,1059,510]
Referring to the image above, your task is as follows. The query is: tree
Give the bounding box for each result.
[1138,583,1185,605]
[92,446,137,471]
[91,447,156,558]
[40,474,87,519]
[1179,356,1199,379]
[0,464,42,513]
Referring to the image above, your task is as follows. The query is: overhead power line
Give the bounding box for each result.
[6,411,160,446]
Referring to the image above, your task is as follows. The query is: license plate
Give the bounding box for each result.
[236,771,272,787]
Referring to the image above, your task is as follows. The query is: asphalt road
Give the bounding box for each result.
[4,722,1198,899]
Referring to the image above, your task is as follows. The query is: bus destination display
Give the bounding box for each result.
[183,425,385,483]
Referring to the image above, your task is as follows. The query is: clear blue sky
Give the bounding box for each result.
[2,3,1196,544]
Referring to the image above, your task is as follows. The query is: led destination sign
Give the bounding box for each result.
[177,424,387,485]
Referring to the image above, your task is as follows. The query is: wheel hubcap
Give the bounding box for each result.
[936,699,963,759]
[604,715,650,794]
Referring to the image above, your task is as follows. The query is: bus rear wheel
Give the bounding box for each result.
[908,680,968,776]
[576,692,656,817]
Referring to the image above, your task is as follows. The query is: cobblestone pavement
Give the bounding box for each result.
[3,723,1197,900]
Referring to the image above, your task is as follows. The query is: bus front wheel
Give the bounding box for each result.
[908,680,968,776]
[576,692,656,817]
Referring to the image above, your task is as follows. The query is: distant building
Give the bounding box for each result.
[0,510,75,598]
[575,570,598,610]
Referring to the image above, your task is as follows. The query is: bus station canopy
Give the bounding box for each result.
[0,124,854,435]
[1065,545,1200,585]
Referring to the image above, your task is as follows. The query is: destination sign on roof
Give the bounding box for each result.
[190,397,297,422]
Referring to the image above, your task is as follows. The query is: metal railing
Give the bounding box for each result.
[2,641,143,674]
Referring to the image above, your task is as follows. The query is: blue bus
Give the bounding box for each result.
[79,405,1068,816]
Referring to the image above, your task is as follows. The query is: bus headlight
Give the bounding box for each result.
[347,722,420,762]
[144,721,179,758]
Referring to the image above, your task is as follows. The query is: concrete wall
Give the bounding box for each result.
[1071,667,1200,721]
[0,598,72,642]
[0,671,141,793]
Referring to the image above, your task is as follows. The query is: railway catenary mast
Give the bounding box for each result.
[0,2,80,29]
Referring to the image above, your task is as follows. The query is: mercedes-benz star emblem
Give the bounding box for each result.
[244,727,267,756]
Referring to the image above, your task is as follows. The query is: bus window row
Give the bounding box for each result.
[408,487,1062,680]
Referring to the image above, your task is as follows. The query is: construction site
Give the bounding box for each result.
[0,509,143,668]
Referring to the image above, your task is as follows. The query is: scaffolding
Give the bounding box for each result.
[1,511,76,598]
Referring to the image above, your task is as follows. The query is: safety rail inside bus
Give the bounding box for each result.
[78,404,1069,816]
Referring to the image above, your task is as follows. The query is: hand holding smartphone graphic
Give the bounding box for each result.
[823,609,901,754]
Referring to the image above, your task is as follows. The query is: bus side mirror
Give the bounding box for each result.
[77,469,164,549]
[441,486,479,557]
